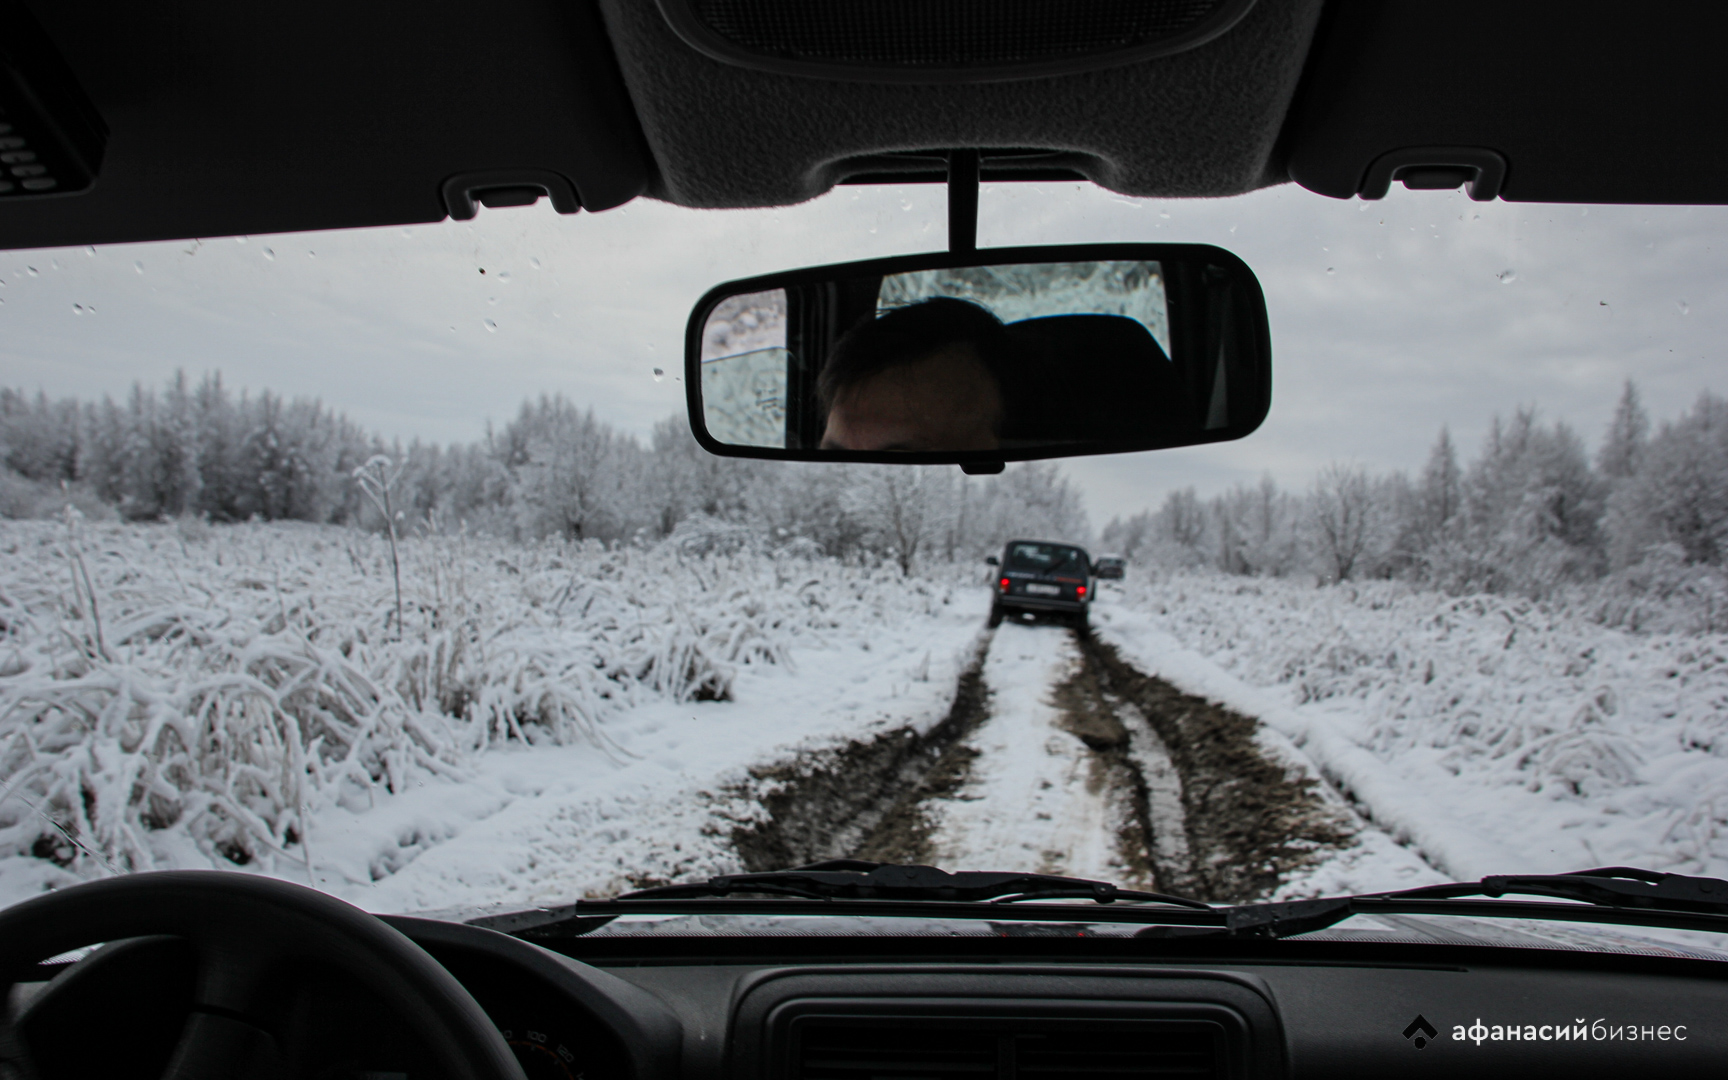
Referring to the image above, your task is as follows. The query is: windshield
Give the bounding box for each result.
[2,183,1725,951]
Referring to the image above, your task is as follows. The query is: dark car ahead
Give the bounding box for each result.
[986,540,1093,627]
[1093,554,1126,580]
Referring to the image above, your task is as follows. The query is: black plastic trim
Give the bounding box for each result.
[384,915,683,1080]
[683,242,1273,467]
[729,968,1285,1080]
[651,0,1259,84]
[1358,147,1506,202]
[442,169,582,221]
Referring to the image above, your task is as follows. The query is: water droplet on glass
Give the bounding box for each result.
[72,303,83,314]
[263,248,275,260]
[134,261,144,274]
[1599,300,1609,307]
[84,245,96,257]
[1497,269,1517,284]
[1325,267,1335,274]
[235,235,248,244]
[488,296,497,305]
[498,271,511,282]
[1159,210,1171,219]
[1678,299,1690,315]
[529,257,541,269]
[484,319,497,332]
[402,228,414,238]
[307,251,315,258]
[26,266,37,276]
[652,368,665,381]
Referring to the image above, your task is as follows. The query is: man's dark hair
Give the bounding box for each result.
[818,297,1012,413]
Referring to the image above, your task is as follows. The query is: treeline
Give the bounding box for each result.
[1103,382,1727,610]
[0,372,1088,570]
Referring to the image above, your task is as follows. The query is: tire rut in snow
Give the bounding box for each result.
[727,639,992,871]
[1076,631,1353,903]
[1047,650,1199,897]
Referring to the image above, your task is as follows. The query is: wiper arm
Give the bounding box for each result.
[1227,866,1728,939]
[1394,866,1728,913]
[615,859,1212,909]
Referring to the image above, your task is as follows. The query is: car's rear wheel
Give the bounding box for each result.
[988,602,1005,627]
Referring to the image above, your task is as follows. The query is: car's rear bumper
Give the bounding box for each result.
[997,594,1088,614]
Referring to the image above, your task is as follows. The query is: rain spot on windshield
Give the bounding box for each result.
[484,319,497,332]
[1678,299,1690,314]
[262,248,275,261]
[653,368,664,381]
[1498,269,1517,284]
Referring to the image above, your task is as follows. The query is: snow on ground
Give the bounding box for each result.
[0,518,985,912]
[317,609,985,913]
[926,623,1124,882]
[1093,571,1728,891]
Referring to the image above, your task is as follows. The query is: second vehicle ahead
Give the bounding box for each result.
[987,540,1093,627]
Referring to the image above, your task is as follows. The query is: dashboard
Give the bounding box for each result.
[7,915,1728,1079]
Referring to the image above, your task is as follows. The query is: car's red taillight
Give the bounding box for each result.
[1077,585,1086,597]
[999,577,1010,592]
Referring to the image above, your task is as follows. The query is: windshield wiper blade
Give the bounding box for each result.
[1226,866,1728,939]
[614,859,1212,909]
[1390,866,1728,913]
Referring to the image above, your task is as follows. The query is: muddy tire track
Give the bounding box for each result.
[1076,631,1353,903]
[725,623,1351,905]
[728,639,993,871]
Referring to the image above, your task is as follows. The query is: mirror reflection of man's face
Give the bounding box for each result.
[820,344,1004,452]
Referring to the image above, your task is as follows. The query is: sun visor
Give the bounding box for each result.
[1282,0,1728,204]
[0,0,653,251]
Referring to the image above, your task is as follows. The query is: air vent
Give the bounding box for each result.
[1019,1026,1216,1080]
[654,0,1259,83]
[794,1021,1220,1080]
[799,1024,998,1080]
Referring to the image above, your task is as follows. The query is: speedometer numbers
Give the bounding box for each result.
[500,1026,580,1080]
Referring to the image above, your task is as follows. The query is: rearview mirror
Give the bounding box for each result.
[686,244,1270,468]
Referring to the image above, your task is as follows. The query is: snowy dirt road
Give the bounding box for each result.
[723,616,1416,904]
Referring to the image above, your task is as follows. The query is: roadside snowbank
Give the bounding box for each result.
[1093,572,1728,888]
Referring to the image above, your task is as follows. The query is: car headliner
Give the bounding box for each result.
[1,0,1724,252]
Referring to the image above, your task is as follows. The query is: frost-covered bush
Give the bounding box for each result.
[0,518,952,880]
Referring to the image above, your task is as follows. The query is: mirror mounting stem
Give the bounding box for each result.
[948,149,979,255]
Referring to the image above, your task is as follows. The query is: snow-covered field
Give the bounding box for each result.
[0,518,983,910]
[6,519,1726,917]
[1095,571,1728,890]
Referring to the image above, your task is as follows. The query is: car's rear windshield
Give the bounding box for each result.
[1005,543,1088,574]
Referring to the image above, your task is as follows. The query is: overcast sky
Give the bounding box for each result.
[1,183,1723,525]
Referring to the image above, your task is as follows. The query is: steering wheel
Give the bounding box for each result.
[0,870,528,1080]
